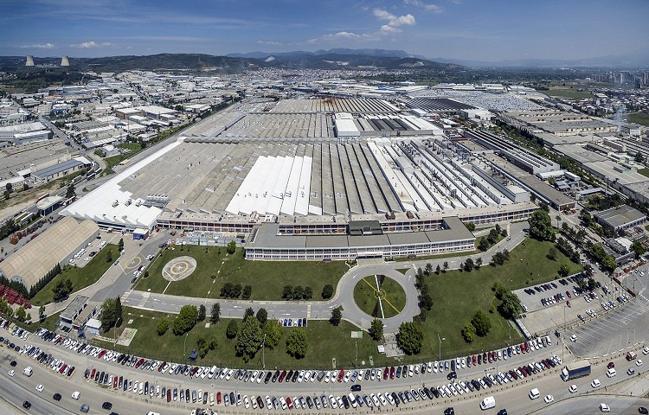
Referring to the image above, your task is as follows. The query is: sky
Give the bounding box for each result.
[1,0,648,62]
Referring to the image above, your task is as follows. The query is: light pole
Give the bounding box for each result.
[183,333,189,358]
[261,333,267,369]
[437,333,446,361]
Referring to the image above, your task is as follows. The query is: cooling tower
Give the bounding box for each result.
[60,56,70,67]
[25,56,34,66]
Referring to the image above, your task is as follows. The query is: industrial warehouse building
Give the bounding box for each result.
[594,205,647,233]
[0,217,99,289]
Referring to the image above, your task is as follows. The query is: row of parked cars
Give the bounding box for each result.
[83,351,563,413]
[18,344,76,377]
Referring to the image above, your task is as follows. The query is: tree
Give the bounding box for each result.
[443,261,449,272]
[226,240,236,255]
[106,250,113,263]
[210,303,220,323]
[461,323,475,343]
[330,306,343,326]
[529,210,554,241]
[263,320,282,349]
[303,286,313,300]
[118,238,124,251]
[558,264,570,277]
[463,258,474,272]
[100,298,119,331]
[15,306,26,322]
[157,318,170,335]
[114,297,123,327]
[196,335,217,358]
[286,329,308,359]
[65,184,76,199]
[226,320,238,339]
[435,264,441,275]
[242,285,252,300]
[292,285,304,300]
[397,322,423,355]
[321,284,334,299]
[197,304,206,322]
[369,319,384,341]
[478,238,491,252]
[418,293,433,311]
[632,241,646,259]
[497,292,524,320]
[244,307,255,319]
[425,263,433,275]
[38,306,46,322]
[548,247,558,261]
[52,278,73,302]
[465,222,476,231]
[475,258,483,268]
[282,285,293,300]
[601,255,617,272]
[256,308,268,326]
[235,316,263,361]
[172,305,198,335]
[471,310,491,337]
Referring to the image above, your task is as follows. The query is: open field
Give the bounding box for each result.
[135,246,349,301]
[628,111,649,127]
[31,244,119,306]
[414,238,583,361]
[96,307,388,370]
[639,168,649,178]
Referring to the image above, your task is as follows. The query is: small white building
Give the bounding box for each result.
[85,318,102,336]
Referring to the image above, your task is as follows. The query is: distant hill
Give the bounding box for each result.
[0,50,461,73]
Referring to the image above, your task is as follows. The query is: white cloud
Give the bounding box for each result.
[71,40,112,49]
[373,8,416,33]
[19,42,55,49]
[404,0,443,13]
[308,31,375,44]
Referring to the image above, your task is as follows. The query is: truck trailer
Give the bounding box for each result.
[561,360,591,381]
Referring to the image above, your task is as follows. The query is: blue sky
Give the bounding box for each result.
[1,0,648,62]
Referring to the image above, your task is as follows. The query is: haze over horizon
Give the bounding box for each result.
[1,0,648,65]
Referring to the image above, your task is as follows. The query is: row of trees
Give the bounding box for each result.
[281,285,313,301]
[220,283,252,300]
[478,224,508,252]
[29,264,62,299]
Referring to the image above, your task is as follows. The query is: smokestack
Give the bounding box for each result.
[25,56,34,66]
[60,56,70,67]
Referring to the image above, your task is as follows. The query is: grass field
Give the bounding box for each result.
[96,307,388,370]
[639,168,649,178]
[31,244,119,306]
[413,237,582,361]
[353,276,406,318]
[135,246,349,301]
[543,88,592,99]
[11,312,60,332]
[628,112,649,127]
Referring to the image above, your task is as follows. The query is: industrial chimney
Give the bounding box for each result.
[25,56,34,66]
[60,56,70,67]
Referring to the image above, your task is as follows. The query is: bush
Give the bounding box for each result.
[471,310,491,337]
[321,284,334,299]
[330,306,343,326]
[242,285,252,300]
[157,319,169,336]
[226,320,238,339]
[286,329,308,359]
[197,304,206,321]
[461,324,475,343]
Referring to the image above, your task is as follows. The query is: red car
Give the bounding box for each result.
[383,367,389,380]
[286,397,293,409]
[337,369,345,382]
[216,392,222,404]
[389,366,395,379]
[278,370,286,383]
[90,368,96,379]
[166,389,171,402]
[112,376,118,389]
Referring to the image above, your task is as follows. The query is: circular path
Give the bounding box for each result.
[162,256,197,282]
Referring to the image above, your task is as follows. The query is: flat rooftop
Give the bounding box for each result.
[594,205,646,229]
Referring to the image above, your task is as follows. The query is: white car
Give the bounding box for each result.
[7,370,14,377]
[544,395,554,404]
[600,403,611,412]
[591,379,601,388]
[643,346,649,355]
[529,388,540,400]
[569,384,577,393]
[570,334,577,342]
[637,359,644,367]
[72,391,80,400]
[35,384,44,392]
[606,368,616,378]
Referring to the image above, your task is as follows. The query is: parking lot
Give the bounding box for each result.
[565,296,649,358]
[515,275,585,313]
[68,231,121,268]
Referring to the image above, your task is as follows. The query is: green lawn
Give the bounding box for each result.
[135,246,349,301]
[95,307,388,370]
[31,244,119,306]
[10,312,61,332]
[543,88,592,99]
[628,112,649,127]
[393,250,477,262]
[639,168,649,178]
[413,237,582,361]
[353,276,406,318]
